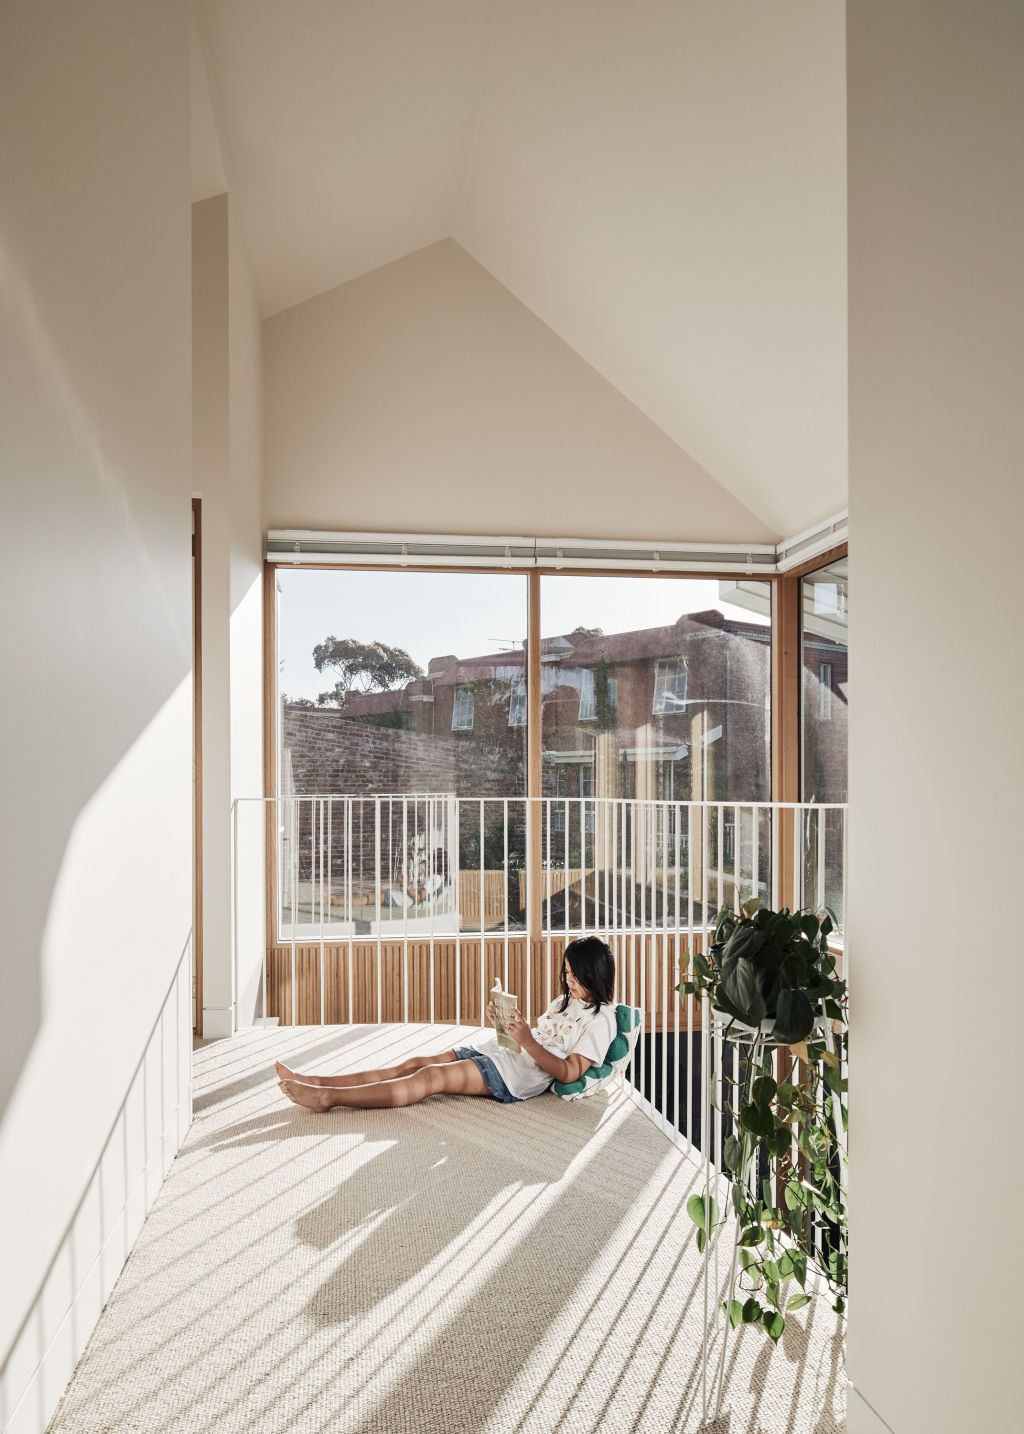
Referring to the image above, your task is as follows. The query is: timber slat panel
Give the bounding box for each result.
[268,933,695,1029]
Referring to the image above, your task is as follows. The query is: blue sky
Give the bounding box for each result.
[277,570,769,703]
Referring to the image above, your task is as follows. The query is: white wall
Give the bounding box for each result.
[264,238,773,543]
[0,4,193,1432]
[192,194,233,1036]
[192,193,265,1038]
[847,4,1024,1432]
[227,198,266,1029]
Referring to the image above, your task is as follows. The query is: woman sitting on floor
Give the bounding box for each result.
[276,935,617,1113]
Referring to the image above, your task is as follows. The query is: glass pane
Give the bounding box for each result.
[801,556,848,927]
[276,569,528,937]
[537,574,771,930]
[801,557,848,802]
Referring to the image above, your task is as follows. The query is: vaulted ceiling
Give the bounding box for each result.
[195,0,847,538]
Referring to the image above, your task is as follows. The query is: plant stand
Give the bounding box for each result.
[698,1010,845,1426]
[699,1012,778,1426]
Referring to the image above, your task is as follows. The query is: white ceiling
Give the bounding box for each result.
[196,0,847,538]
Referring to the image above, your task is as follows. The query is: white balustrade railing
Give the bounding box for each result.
[238,794,845,940]
[231,795,846,1169]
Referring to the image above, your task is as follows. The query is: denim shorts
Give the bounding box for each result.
[452,1046,522,1103]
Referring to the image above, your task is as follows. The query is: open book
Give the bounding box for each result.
[491,983,520,1053]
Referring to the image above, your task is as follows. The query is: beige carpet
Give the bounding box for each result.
[48,1025,845,1433]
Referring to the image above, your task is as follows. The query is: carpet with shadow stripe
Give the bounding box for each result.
[48,1024,845,1433]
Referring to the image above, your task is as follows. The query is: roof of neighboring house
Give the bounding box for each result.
[288,609,789,713]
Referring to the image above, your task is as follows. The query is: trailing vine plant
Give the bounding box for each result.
[679,897,849,1344]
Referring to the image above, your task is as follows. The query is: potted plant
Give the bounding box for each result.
[680,897,848,1373]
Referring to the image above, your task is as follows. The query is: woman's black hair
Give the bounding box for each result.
[557,936,616,1014]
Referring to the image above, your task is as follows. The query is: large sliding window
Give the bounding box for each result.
[276,568,529,935]
[272,566,772,941]
[536,574,772,928]
[539,574,771,806]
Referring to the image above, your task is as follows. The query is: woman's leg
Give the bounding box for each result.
[280,1058,489,1112]
[274,1050,458,1088]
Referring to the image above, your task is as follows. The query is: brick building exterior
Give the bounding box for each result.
[281,608,848,805]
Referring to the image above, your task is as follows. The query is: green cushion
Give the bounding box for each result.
[552,1004,642,1100]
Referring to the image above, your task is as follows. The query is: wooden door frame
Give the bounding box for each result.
[771,541,849,846]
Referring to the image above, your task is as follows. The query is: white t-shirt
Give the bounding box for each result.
[460,996,618,1100]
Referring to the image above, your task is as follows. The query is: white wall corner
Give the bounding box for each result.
[847,1384,896,1434]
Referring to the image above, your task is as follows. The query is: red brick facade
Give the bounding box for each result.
[283,607,847,804]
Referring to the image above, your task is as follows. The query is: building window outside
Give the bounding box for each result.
[606,676,618,719]
[580,766,595,832]
[452,684,475,731]
[578,668,618,722]
[508,676,527,726]
[653,658,688,714]
[819,662,833,721]
[578,668,596,720]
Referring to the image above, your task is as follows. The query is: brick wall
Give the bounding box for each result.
[283,706,525,797]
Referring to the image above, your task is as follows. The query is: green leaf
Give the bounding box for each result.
[718,956,767,1025]
[767,1126,791,1159]
[777,1082,798,1107]
[762,1310,786,1342]
[686,1194,717,1232]
[738,1226,766,1247]
[739,1103,775,1139]
[772,914,797,945]
[742,1298,762,1324]
[766,1281,782,1310]
[723,923,769,964]
[774,988,815,1043]
[741,895,762,918]
[762,1258,780,1284]
[752,1075,777,1109]
[790,1251,807,1287]
[725,1299,745,1329]
[787,1293,811,1311]
[799,913,820,940]
[696,1228,707,1254]
[738,1248,760,1271]
[723,1135,743,1174]
[784,1181,807,1212]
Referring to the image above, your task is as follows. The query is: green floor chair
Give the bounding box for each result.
[552,1003,643,1100]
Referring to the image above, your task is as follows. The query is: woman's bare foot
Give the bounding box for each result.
[274,1059,321,1084]
[280,1079,336,1113]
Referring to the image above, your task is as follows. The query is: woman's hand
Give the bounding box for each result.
[507,1009,533,1048]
